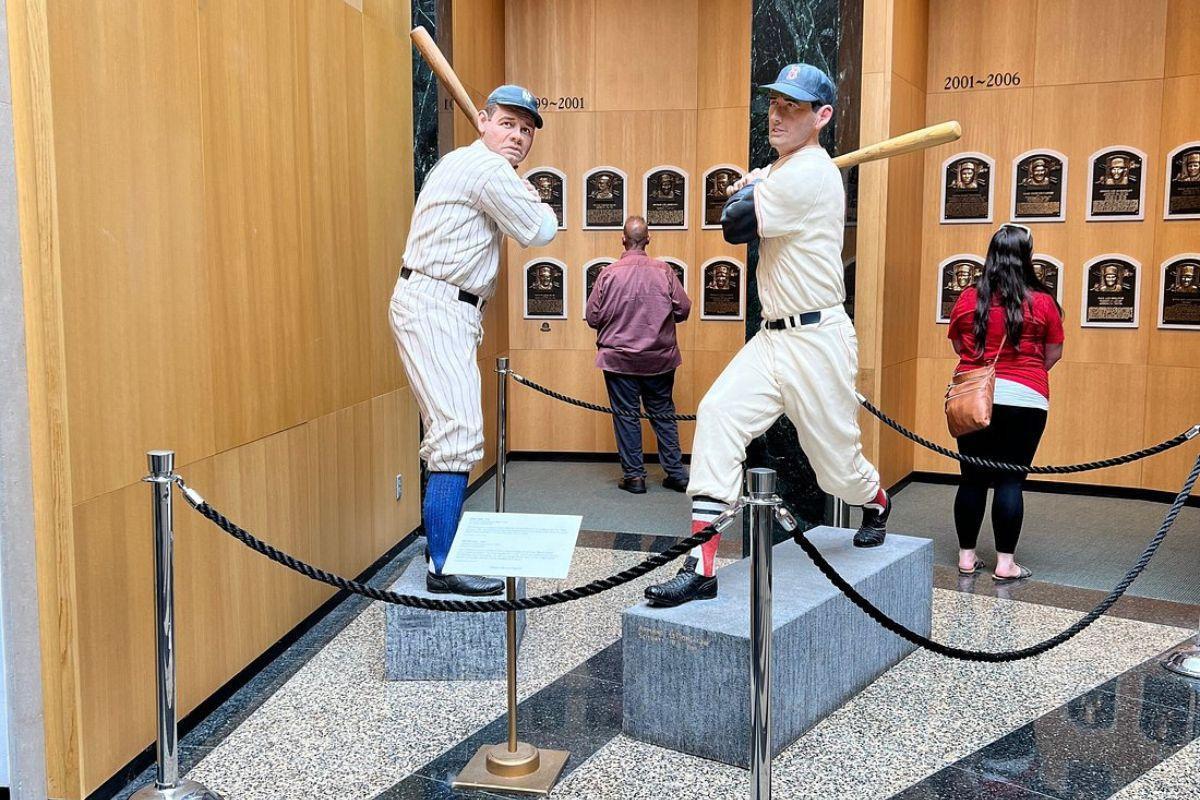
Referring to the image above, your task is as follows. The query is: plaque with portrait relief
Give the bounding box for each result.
[1163,143,1200,220]
[1087,147,1145,222]
[936,255,984,323]
[523,259,568,320]
[940,153,994,224]
[663,258,688,290]
[1032,254,1064,305]
[644,166,688,229]
[581,258,613,317]
[702,165,743,229]
[1012,150,1067,223]
[525,167,567,229]
[1158,255,1200,330]
[583,167,627,229]
[1081,255,1140,328]
[700,258,745,320]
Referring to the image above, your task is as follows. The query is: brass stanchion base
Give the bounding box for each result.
[453,742,570,795]
[1162,642,1200,679]
[130,779,225,799]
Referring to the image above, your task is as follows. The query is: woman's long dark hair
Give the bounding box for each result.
[972,224,1058,356]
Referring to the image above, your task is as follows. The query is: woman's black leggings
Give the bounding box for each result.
[954,404,1048,554]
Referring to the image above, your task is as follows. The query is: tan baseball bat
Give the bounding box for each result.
[410,25,483,136]
[728,120,962,195]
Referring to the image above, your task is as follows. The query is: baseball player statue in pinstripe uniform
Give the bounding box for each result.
[390,86,559,596]
[645,64,893,607]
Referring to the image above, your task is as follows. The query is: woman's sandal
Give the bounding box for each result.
[992,564,1033,583]
[958,558,987,576]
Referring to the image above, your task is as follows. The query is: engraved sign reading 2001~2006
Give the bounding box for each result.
[1082,256,1140,328]
[525,167,566,229]
[644,166,688,229]
[583,167,626,230]
[524,259,567,320]
[1012,150,1067,222]
[1159,255,1200,330]
[1087,147,1145,222]
[702,165,743,228]
[700,259,744,320]
[936,255,984,323]
[1164,143,1200,220]
[940,153,994,224]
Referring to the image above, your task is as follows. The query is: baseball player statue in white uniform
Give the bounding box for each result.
[645,63,892,607]
[390,86,558,595]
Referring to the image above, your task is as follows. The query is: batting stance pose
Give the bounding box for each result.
[391,85,558,595]
[645,63,892,607]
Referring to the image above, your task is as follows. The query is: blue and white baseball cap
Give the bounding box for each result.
[757,63,836,107]
[486,84,544,128]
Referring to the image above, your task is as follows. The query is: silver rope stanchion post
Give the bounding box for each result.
[747,468,779,800]
[133,451,224,800]
[456,358,569,794]
[1162,615,1200,679]
[824,494,851,529]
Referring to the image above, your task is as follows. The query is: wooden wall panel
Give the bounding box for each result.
[506,0,595,103]
[455,0,507,96]
[878,359,918,486]
[593,0,699,112]
[697,0,752,109]
[1165,0,1200,77]
[48,1,216,503]
[925,0,1037,93]
[892,0,929,91]
[1033,0,1167,86]
[1141,367,1200,495]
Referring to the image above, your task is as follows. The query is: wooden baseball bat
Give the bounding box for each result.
[410,25,483,136]
[728,120,962,195]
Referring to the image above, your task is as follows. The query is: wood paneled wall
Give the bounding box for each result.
[8,1,421,795]
[907,0,1200,495]
[501,0,751,455]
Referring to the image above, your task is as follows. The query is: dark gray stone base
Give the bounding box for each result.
[622,527,932,767]
[385,559,526,681]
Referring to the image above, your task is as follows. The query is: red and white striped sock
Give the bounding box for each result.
[689,497,727,577]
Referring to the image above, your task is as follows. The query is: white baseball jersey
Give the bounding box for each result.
[391,140,557,472]
[752,146,846,318]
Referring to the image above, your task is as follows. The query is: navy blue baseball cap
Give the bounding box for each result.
[486,84,544,128]
[757,63,836,107]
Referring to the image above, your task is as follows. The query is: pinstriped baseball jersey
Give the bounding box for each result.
[398,139,554,300]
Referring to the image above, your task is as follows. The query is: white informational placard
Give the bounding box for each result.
[443,512,582,579]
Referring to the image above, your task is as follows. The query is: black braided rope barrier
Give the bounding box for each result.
[857,394,1199,475]
[793,450,1200,662]
[187,495,717,612]
[509,371,697,421]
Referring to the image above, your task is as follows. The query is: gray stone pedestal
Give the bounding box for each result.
[622,527,932,767]
[385,559,526,681]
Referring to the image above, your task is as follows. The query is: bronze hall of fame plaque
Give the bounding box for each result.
[936,254,984,323]
[662,258,687,289]
[1163,142,1200,220]
[940,152,994,224]
[582,167,627,230]
[523,259,568,320]
[1012,150,1067,223]
[1032,254,1064,305]
[1081,255,1140,328]
[643,166,688,229]
[700,258,745,321]
[581,258,614,317]
[1087,147,1145,222]
[525,167,567,230]
[702,165,743,229]
[1158,255,1200,330]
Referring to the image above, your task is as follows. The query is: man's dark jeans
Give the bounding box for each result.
[603,369,687,481]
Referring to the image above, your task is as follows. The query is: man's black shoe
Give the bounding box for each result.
[854,495,892,548]
[426,572,504,595]
[619,476,647,494]
[662,475,689,493]
[644,557,717,607]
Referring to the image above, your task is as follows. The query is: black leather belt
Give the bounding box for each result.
[764,311,821,330]
[401,266,485,308]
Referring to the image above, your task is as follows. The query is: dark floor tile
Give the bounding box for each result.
[373,773,511,799]
[891,765,1057,799]
[568,641,622,684]
[1096,648,1200,713]
[955,689,1200,799]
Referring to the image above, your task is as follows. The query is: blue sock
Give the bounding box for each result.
[423,472,469,574]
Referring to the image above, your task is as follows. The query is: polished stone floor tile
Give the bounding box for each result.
[891,765,1058,799]
[1107,738,1200,799]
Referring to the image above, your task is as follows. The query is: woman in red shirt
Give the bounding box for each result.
[947,224,1064,582]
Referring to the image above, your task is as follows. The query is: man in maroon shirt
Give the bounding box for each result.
[586,216,692,494]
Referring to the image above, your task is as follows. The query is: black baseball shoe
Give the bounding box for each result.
[426,572,504,595]
[854,493,892,548]
[644,557,717,607]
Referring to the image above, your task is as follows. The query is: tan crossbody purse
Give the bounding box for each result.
[945,333,1007,438]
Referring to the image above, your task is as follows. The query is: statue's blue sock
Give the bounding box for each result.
[423,471,469,574]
